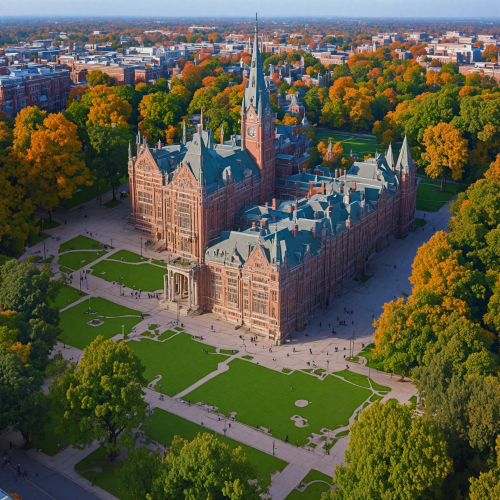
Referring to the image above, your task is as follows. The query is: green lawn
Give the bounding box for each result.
[38,217,61,230]
[416,181,466,212]
[152,259,168,267]
[107,250,149,263]
[76,446,124,499]
[285,469,333,499]
[150,409,287,491]
[61,175,128,210]
[314,129,382,156]
[58,297,143,349]
[185,359,372,445]
[59,235,104,253]
[51,284,87,310]
[128,333,228,396]
[57,251,107,271]
[32,411,72,457]
[333,370,370,388]
[90,260,165,292]
[104,199,121,208]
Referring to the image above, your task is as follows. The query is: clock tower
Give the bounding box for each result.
[241,14,276,204]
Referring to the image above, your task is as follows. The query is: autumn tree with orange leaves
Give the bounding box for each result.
[422,122,468,191]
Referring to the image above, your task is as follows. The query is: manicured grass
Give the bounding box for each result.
[148,324,159,330]
[58,297,143,349]
[345,356,359,363]
[108,250,148,263]
[152,259,168,267]
[58,251,107,271]
[315,129,381,155]
[32,411,72,456]
[61,175,128,210]
[42,256,55,264]
[335,430,349,437]
[370,394,383,403]
[59,235,103,253]
[128,333,228,396]
[370,380,391,392]
[51,284,86,310]
[158,329,178,340]
[59,266,73,274]
[90,260,165,292]
[285,469,333,499]
[220,349,239,355]
[150,409,287,491]
[242,355,254,360]
[409,395,417,404]
[282,368,293,373]
[76,446,124,499]
[334,370,370,388]
[416,181,466,212]
[38,217,61,230]
[104,199,121,208]
[185,359,372,445]
[414,218,426,227]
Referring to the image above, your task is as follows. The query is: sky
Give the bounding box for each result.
[1,0,500,19]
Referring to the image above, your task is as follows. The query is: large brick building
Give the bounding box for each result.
[0,65,71,115]
[128,19,417,343]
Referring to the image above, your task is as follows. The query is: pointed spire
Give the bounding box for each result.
[199,107,204,132]
[386,142,395,171]
[396,134,413,174]
[243,13,270,115]
[327,140,332,153]
[128,141,132,160]
[182,121,187,145]
[220,123,224,144]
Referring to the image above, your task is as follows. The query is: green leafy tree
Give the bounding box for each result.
[0,345,49,447]
[153,433,260,499]
[139,92,183,142]
[86,70,115,88]
[469,436,500,499]
[50,336,147,460]
[326,401,453,500]
[0,260,62,369]
[118,447,162,500]
[87,124,131,201]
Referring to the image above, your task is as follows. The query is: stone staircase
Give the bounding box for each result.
[147,240,166,253]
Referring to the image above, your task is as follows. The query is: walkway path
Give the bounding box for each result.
[22,190,453,500]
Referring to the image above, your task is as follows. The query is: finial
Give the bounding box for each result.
[255,13,258,36]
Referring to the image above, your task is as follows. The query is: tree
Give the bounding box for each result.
[50,336,147,460]
[484,153,500,182]
[321,99,346,129]
[0,259,62,369]
[87,125,131,201]
[118,447,162,500]
[15,113,91,219]
[422,122,468,190]
[154,433,260,499]
[326,401,452,500]
[0,345,49,448]
[138,92,183,142]
[12,106,46,152]
[469,436,500,499]
[329,76,356,101]
[87,93,132,128]
[86,70,114,88]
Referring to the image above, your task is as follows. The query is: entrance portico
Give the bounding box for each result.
[164,260,199,311]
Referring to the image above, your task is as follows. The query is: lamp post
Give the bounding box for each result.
[79,270,82,294]
[140,237,143,257]
[122,325,125,339]
[273,440,275,456]
[368,347,371,381]
[159,384,163,401]
[88,296,91,315]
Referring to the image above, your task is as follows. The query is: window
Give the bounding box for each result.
[252,291,268,315]
[138,191,153,216]
[178,202,191,229]
[228,288,238,304]
[157,206,162,218]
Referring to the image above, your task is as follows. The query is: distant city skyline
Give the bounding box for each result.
[2,0,500,19]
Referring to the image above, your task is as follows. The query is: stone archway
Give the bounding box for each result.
[164,261,199,310]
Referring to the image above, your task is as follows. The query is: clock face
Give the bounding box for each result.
[247,126,256,138]
[248,113,255,120]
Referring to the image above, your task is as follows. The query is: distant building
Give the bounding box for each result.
[0,64,71,115]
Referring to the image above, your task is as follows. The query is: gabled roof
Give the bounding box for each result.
[396,135,413,174]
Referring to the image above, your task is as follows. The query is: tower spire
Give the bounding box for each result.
[182,121,187,145]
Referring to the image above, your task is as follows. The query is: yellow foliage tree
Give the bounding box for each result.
[484,153,500,182]
[422,122,468,191]
[16,113,91,217]
[87,93,132,127]
[329,76,357,101]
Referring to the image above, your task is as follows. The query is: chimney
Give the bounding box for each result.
[346,216,352,229]
[294,200,298,212]
[288,204,293,213]
[252,221,256,231]
[344,169,347,180]
[157,139,162,149]
[352,182,356,192]
[292,223,298,237]
[335,169,339,178]
[265,201,268,209]
[272,198,277,211]
[344,191,350,205]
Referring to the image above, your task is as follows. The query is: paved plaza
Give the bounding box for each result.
[5,185,453,500]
